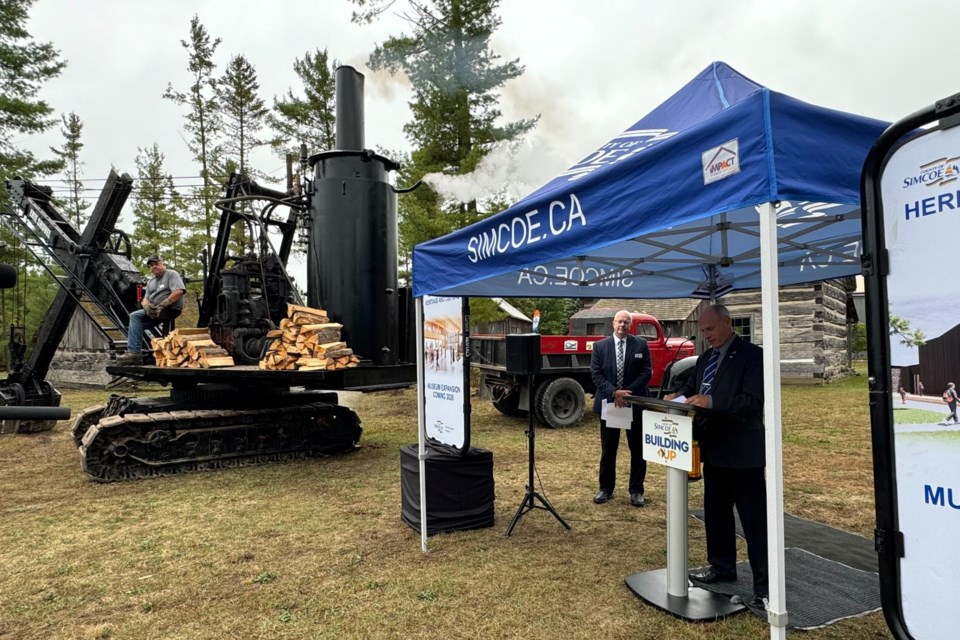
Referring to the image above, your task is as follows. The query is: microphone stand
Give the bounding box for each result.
[505,371,571,536]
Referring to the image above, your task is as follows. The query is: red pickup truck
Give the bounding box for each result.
[472,312,696,428]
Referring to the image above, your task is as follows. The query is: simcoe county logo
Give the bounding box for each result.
[903,156,960,189]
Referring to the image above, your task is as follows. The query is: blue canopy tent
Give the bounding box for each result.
[413,62,886,300]
[411,62,888,636]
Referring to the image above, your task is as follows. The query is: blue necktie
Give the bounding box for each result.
[616,340,624,388]
[700,349,720,395]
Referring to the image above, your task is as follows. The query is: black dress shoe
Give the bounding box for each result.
[688,567,737,584]
[593,490,612,504]
[630,492,645,507]
[749,595,768,609]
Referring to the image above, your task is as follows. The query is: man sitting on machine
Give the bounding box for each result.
[117,255,185,365]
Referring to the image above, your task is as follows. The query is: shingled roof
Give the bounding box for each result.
[576,298,702,322]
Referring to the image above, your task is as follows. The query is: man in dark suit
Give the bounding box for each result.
[590,309,652,507]
[667,303,767,608]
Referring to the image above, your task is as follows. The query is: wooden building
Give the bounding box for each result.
[47,313,118,388]
[471,298,532,335]
[917,323,960,397]
[580,277,857,384]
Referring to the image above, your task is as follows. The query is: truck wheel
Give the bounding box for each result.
[533,382,548,426]
[536,377,585,429]
[492,390,527,418]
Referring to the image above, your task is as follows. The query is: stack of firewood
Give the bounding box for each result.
[258,303,361,371]
[150,328,236,368]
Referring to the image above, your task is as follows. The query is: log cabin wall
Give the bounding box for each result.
[584,278,856,384]
[710,279,854,383]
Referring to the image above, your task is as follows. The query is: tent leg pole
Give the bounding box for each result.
[415,297,429,553]
[759,202,787,636]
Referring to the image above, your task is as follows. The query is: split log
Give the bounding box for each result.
[257,304,361,370]
[201,356,236,368]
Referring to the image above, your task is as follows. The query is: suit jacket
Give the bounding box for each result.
[677,334,764,468]
[590,334,652,421]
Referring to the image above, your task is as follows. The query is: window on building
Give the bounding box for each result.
[731,316,753,343]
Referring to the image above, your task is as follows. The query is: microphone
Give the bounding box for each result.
[666,335,696,370]
[0,264,17,289]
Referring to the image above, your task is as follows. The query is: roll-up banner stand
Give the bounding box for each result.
[861,91,960,640]
[421,295,470,453]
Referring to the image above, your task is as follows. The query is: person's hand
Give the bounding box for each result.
[664,393,677,401]
[613,389,633,408]
[145,304,161,319]
[141,298,152,310]
[685,394,711,408]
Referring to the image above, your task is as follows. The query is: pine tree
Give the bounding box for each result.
[268,48,338,158]
[131,145,188,274]
[0,0,66,359]
[163,15,222,259]
[49,112,89,229]
[350,0,537,262]
[218,54,269,176]
[0,0,66,201]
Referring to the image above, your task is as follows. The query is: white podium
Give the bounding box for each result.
[622,396,744,621]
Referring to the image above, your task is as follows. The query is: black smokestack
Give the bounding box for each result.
[335,66,365,151]
[308,67,400,366]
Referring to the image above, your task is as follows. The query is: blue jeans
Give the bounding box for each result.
[127,309,177,353]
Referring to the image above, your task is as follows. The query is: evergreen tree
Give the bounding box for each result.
[130,145,188,274]
[510,298,582,336]
[350,0,537,264]
[268,48,337,158]
[163,15,222,259]
[0,0,66,358]
[49,111,89,229]
[0,0,66,202]
[218,54,269,176]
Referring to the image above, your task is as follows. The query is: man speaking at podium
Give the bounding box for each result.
[667,304,767,607]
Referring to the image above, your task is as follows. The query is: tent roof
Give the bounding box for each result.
[412,61,889,299]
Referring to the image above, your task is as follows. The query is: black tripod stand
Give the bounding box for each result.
[505,373,571,536]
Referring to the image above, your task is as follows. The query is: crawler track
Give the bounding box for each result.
[79,401,361,482]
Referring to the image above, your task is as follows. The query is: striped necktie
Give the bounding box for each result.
[616,339,624,388]
[700,349,720,395]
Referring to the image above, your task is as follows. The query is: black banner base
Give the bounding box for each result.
[400,443,495,535]
[625,568,745,622]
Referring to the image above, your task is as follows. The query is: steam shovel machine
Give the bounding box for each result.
[0,67,417,481]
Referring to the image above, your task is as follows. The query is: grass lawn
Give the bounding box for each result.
[0,370,891,640]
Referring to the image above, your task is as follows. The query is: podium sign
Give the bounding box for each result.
[641,411,693,472]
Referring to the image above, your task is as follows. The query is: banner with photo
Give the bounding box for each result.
[422,295,470,452]
[878,122,960,639]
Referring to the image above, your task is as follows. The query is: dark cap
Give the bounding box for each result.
[146,255,162,265]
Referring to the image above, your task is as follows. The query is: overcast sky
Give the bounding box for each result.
[21,0,960,204]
